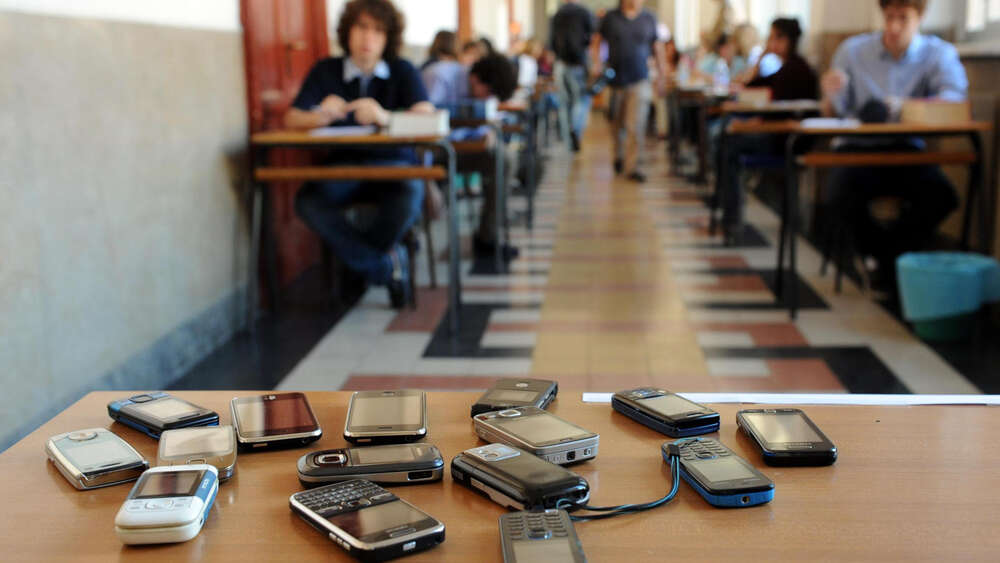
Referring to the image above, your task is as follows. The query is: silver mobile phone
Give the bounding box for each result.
[290,480,445,561]
[474,407,599,464]
[158,425,238,481]
[45,428,148,490]
[344,390,427,445]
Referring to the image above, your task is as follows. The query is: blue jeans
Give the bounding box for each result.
[294,166,423,285]
[555,61,591,136]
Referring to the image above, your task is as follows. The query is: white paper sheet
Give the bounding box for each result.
[581,392,1000,406]
[800,117,861,129]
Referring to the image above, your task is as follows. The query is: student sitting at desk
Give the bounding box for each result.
[717,17,818,240]
[820,0,968,292]
[284,0,434,308]
[423,53,521,261]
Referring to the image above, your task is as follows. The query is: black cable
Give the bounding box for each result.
[557,445,682,522]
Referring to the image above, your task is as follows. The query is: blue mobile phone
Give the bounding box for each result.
[108,393,219,439]
[663,438,774,508]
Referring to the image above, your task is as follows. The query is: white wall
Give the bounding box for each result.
[327,0,458,49]
[473,0,510,51]
[0,0,239,30]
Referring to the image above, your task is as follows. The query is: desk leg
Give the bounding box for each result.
[247,180,262,334]
[712,115,731,238]
[962,132,989,253]
[695,103,709,185]
[494,124,505,273]
[440,141,461,334]
[528,111,537,230]
[784,135,802,320]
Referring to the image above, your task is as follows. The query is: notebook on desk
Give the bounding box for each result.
[308,125,378,137]
[387,110,450,137]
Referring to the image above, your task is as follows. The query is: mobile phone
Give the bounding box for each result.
[289,479,445,562]
[471,379,558,417]
[451,444,590,511]
[500,509,586,563]
[107,393,219,439]
[230,392,323,451]
[45,428,148,490]
[298,444,444,487]
[114,464,219,545]
[612,388,719,437]
[344,390,427,445]
[736,408,837,466]
[664,438,774,508]
[158,425,238,481]
[474,407,599,465]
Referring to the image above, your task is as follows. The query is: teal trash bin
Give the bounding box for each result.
[896,252,1000,342]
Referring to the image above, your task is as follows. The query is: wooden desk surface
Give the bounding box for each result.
[251,130,446,146]
[727,119,993,136]
[3,391,999,562]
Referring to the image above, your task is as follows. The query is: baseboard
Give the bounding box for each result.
[1,287,247,452]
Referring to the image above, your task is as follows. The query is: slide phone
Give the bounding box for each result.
[473,407,599,465]
[230,393,322,451]
[471,378,558,417]
[500,509,586,563]
[344,390,427,445]
[298,443,444,487]
[290,479,445,562]
[736,408,837,466]
[114,464,219,545]
[45,428,148,490]
[451,444,589,511]
[612,388,719,437]
[664,438,773,508]
[107,393,219,439]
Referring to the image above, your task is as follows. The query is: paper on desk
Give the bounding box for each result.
[308,125,378,137]
[800,118,861,129]
[581,392,1000,406]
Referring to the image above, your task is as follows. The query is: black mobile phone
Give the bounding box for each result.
[230,393,322,451]
[471,379,558,417]
[664,438,774,508]
[611,388,719,437]
[344,390,427,445]
[107,393,219,439]
[736,408,837,466]
[297,444,445,487]
[451,444,589,511]
[289,480,445,562]
[499,509,586,563]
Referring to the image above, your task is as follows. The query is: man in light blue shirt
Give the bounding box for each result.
[820,0,967,294]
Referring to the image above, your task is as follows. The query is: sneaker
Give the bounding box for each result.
[386,245,410,309]
[613,159,623,174]
[473,236,520,261]
[626,170,647,183]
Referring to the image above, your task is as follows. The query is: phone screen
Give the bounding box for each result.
[637,394,705,417]
[693,458,758,482]
[133,470,203,499]
[743,412,823,443]
[63,439,138,471]
[352,445,419,465]
[512,539,575,560]
[326,501,431,542]
[161,427,233,458]
[491,414,590,445]
[234,394,318,436]
[133,398,200,421]
[349,395,423,427]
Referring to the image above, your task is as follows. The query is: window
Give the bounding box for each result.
[965,0,1000,40]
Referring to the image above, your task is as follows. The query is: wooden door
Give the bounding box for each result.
[242,0,329,291]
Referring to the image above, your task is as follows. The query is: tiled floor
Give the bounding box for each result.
[274,119,984,396]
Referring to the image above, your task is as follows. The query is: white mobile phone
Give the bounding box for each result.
[114,464,219,545]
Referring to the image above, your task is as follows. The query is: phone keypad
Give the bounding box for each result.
[677,438,731,461]
[294,480,396,517]
[503,509,570,541]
